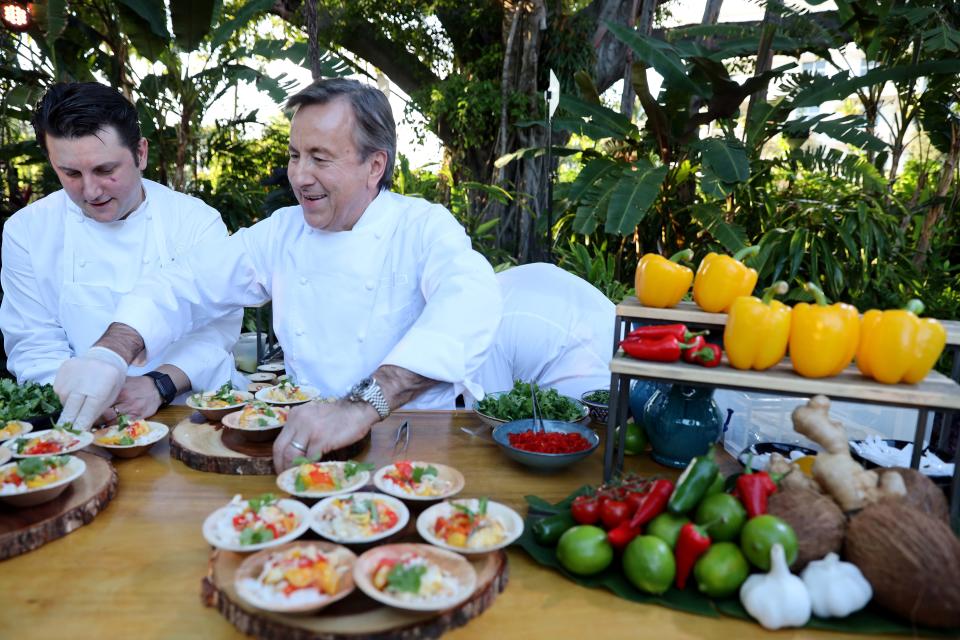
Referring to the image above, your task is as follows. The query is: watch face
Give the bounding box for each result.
[350,377,372,401]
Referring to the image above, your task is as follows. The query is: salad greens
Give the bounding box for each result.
[387,563,427,594]
[582,390,610,405]
[0,379,62,422]
[16,456,68,481]
[411,465,438,483]
[247,493,277,513]
[452,497,489,524]
[476,380,584,422]
[239,527,275,546]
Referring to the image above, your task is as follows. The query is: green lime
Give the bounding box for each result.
[694,493,747,542]
[646,512,689,549]
[740,515,798,571]
[556,525,614,576]
[624,422,647,455]
[693,542,750,598]
[622,535,676,595]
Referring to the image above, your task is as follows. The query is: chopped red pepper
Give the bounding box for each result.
[626,324,708,343]
[675,522,711,589]
[733,468,778,518]
[620,335,694,362]
[508,430,592,454]
[628,478,675,529]
[685,342,722,368]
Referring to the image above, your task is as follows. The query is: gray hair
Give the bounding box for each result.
[286,78,396,190]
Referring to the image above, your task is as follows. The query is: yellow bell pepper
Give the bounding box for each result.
[635,249,693,308]
[693,246,760,313]
[856,299,946,384]
[789,282,860,378]
[724,281,792,371]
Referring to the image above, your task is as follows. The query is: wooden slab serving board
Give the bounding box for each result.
[170,417,371,476]
[0,451,117,561]
[202,546,508,640]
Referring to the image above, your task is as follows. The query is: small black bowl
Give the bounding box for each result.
[24,411,59,430]
[739,442,818,471]
[580,390,609,424]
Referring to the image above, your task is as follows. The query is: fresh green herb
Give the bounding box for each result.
[239,527,275,546]
[476,380,584,422]
[294,474,307,493]
[14,437,27,453]
[58,422,82,435]
[116,414,129,430]
[257,418,268,427]
[386,563,427,594]
[212,382,240,403]
[344,461,374,479]
[118,435,135,446]
[479,496,488,516]
[451,497,489,523]
[291,456,312,466]
[583,390,610,405]
[0,379,62,423]
[368,499,380,524]
[15,456,67,481]
[247,493,276,513]
[411,465,438,483]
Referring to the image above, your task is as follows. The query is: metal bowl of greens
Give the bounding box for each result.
[580,389,610,424]
[0,380,62,429]
[473,381,590,430]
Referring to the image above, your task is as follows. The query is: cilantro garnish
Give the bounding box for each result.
[411,465,438,483]
[247,493,276,513]
[386,563,427,594]
[294,474,307,493]
[239,527,275,546]
[344,461,374,479]
[118,435,135,446]
[476,380,583,422]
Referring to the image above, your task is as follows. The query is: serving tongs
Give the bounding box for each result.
[530,383,545,433]
[392,420,410,459]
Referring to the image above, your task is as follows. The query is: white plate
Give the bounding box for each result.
[0,455,86,507]
[416,499,524,554]
[0,421,33,443]
[1,428,93,459]
[373,462,465,502]
[255,384,320,406]
[276,461,371,499]
[93,421,169,450]
[0,447,10,466]
[202,497,311,552]
[353,543,477,612]
[185,389,254,412]
[310,492,409,544]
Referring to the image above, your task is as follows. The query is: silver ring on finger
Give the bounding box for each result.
[113,405,120,419]
[290,440,307,452]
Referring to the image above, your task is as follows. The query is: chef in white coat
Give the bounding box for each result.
[0,82,242,422]
[52,78,501,470]
[467,263,614,401]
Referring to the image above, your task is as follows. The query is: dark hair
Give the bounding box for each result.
[286,78,396,190]
[32,82,142,160]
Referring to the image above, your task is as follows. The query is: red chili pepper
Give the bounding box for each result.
[686,343,722,368]
[733,468,778,518]
[607,520,642,551]
[570,495,600,525]
[628,479,675,528]
[600,499,631,530]
[675,523,711,589]
[681,335,707,362]
[620,335,694,362]
[624,489,650,517]
[627,324,708,342]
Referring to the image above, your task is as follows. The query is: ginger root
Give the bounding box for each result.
[791,395,906,511]
[768,453,821,494]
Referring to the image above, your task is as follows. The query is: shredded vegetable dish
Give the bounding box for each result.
[382,461,451,497]
[371,552,460,603]
[432,498,507,549]
[0,456,72,494]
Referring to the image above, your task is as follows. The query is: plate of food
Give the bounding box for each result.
[2,426,93,458]
[221,402,289,442]
[93,417,169,458]
[0,455,86,507]
[254,380,320,406]
[277,459,373,499]
[473,381,590,429]
[0,420,33,443]
[354,543,477,612]
[186,383,254,422]
[234,541,357,613]
[202,494,311,552]
[416,498,523,554]
[310,492,408,544]
[373,461,464,501]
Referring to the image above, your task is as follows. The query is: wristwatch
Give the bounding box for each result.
[144,371,177,407]
[347,376,390,419]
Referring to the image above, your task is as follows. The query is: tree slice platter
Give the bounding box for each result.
[202,546,508,639]
[170,418,371,476]
[0,451,117,561]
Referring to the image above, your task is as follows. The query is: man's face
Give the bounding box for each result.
[287,99,387,231]
[46,125,147,223]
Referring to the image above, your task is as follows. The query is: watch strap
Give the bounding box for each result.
[144,371,177,406]
[349,377,390,419]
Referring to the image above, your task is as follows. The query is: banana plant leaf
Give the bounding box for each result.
[516,489,957,636]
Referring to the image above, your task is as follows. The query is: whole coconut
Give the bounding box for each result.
[845,500,960,628]
[878,467,949,523]
[767,488,845,571]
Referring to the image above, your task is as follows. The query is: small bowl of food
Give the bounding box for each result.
[473,382,590,430]
[203,493,311,552]
[0,420,33,443]
[234,541,357,614]
[310,492,409,545]
[354,543,477,612]
[222,402,289,443]
[186,384,254,422]
[255,380,320,406]
[93,418,169,458]
[580,389,610,424]
[739,442,818,472]
[373,461,464,502]
[416,498,523,554]
[2,426,93,459]
[0,454,86,507]
[277,460,373,499]
[491,419,599,471]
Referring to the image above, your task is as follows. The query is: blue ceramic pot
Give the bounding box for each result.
[644,385,723,468]
[629,380,670,423]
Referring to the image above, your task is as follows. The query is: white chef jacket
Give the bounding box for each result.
[0,179,243,392]
[111,189,502,409]
[465,263,614,402]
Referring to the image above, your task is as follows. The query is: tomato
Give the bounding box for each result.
[600,499,630,530]
[381,508,399,530]
[570,495,600,525]
[624,490,649,517]
[393,461,413,479]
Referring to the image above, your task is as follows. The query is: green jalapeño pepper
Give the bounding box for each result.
[667,451,720,514]
[532,511,577,546]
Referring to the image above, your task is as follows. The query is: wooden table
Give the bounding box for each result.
[0,407,874,639]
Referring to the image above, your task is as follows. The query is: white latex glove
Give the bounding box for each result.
[54,347,127,431]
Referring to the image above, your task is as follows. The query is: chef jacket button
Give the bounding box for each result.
[78,259,86,267]
[357,332,365,342]
[300,277,308,285]
[374,231,382,240]
[295,328,305,336]
[146,214,152,220]
[365,280,375,290]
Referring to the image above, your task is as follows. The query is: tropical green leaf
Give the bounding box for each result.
[209,0,274,50]
[118,4,168,61]
[44,0,68,47]
[171,0,217,51]
[566,157,622,205]
[118,0,168,37]
[791,60,960,109]
[697,138,750,183]
[690,205,748,253]
[700,166,735,198]
[557,94,637,139]
[606,22,707,97]
[604,162,668,235]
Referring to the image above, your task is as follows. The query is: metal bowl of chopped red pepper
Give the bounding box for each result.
[491,419,600,471]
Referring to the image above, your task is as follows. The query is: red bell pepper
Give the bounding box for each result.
[685,342,722,368]
[620,335,694,362]
[675,523,711,589]
[733,467,778,518]
[681,335,706,361]
[628,478,675,528]
[627,324,708,343]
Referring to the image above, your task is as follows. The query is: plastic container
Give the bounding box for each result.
[232,332,260,373]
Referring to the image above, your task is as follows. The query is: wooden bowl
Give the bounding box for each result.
[221,407,287,443]
[0,420,33,443]
[234,541,357,613]
[353,543,477,612]
[310,492,409,544]
[186,390,255,423]
[373,462,465,502]
[416,499,524,554]
[2,428,93,459]
[0,455,86,507]
[93,421,169,458]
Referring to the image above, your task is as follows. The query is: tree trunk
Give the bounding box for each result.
[305,0,322,80]
[744,0,781,138]
[913,122,959,269]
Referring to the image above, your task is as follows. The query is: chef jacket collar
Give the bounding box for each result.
[310,188,393,235]
[65,180,150,225]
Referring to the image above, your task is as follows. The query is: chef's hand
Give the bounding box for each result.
[96,376,163,425]
[54,346,127,431]
[273,399,379,473]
